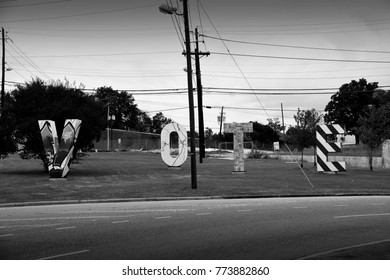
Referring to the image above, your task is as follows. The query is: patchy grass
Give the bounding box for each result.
[0,151,389,204]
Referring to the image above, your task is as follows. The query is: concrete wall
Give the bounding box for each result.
[383,140,390,168]
[268,154,384,168]
[269,140,390,169]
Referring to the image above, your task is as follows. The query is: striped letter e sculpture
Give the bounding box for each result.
[316,124,346,173]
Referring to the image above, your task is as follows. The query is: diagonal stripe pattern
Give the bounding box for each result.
[316,125,346,172]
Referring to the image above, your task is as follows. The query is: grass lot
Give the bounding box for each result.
[0,151,389,205]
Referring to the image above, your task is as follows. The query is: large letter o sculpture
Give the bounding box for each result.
[161,123,188,167]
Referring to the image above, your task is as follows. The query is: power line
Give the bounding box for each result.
[206,86,390,91]
[204,73,390,81]
[145,106,190,114]
[205,105,312,112]
[0,3,158,23]
[0,0,71,8]
[202,34,390,54]
[6,51,37,79]
[208,25,390,36]
[198,0,269,120]
[10,67,185,78]
[6,39,51,80]
[209,18,390,29]
[20,50,179,58]
[211,51,390,64]
[166,0,185,50]
[6,81,389,95]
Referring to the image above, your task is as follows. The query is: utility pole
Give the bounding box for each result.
[182,0,197,189]
[107,105,110,151]
[219,106,224,137]
[194,27,209,163]
[281,103,286,136]
[1,27,5,117]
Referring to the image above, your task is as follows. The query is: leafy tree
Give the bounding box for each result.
[204,127,221,148]
[324,78,378,141]
[134,111,153,133]
[250,121,279,149]
[95,87,145,130]
[286,108,322,167]
[0,93,17,158]
[357,103,390,171]
[151,112,172,134]
[5,78,105,169]
[267,118,285,133]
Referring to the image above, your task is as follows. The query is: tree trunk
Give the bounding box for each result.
[301,149,304,168]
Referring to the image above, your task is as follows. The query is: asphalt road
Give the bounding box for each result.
[1,196,390,260]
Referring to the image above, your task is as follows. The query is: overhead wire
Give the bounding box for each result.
[197,0,271,119]
[6,39,52,80]
[0,0,71,8]
[6,49,37,80]
[0,3,158,23]
[201,34,390,54]
[211,51,390,64]
[204,73,390,81]
[167,0,185,50]
[198,0,318,190]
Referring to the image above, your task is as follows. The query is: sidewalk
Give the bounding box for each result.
[1,151,390,206]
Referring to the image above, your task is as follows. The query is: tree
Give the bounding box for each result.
[324,78,378,141]
[5,78,105,169]
[250,121,279,149]
[357,103,390,171]
[0,93,17,158]
[151,112,172,134]
[95,86,150,131]
[267,118,284,133]
[287,108,322,167]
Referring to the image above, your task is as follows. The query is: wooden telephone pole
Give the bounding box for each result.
[1,27,5,117]
[194,27,210,163]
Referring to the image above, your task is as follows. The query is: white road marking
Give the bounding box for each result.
[334,213,390,219]
[237,209,252,213]
[112,220,129,224]
[155,216,172,220]
[61,209,195,214]
[298,238,390,260]
[0,234,14,238]
[38,249,90,260]
[293,206,308,209]
[56,226,76,230]
[370,203,385,206]
[195,213,211,216]
[333,205,349,207]
[0,216,112,222]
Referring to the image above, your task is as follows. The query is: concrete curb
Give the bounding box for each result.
[1,193,390,208]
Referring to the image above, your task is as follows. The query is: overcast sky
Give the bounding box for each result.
[1,0,390,131]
